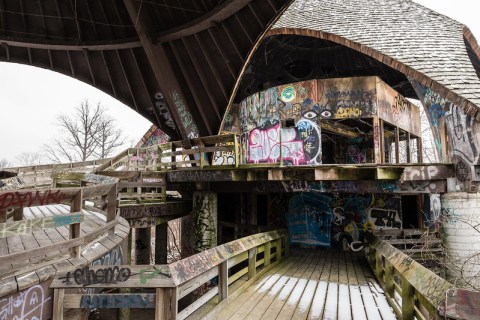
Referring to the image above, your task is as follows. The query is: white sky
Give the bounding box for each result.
[0,0,479,164]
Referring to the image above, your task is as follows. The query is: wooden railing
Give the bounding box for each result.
[51,229,289,320]
[0,159,111,189]
[94,134,240,172]
[366,233,480,320]
[0,173,120,274]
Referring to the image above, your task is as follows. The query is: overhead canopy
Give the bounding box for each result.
[0,0,293,139]
[1,0,480,140]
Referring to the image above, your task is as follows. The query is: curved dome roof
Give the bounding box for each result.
[270,0,480,118]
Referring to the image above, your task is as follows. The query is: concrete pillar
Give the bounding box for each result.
[441,192,480,290]
[155,223,168,264]
[135,227,152,265]
[193,192,217,252]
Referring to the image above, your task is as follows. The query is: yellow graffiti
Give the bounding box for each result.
[336,107,362,118]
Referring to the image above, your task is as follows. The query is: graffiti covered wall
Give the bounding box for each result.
[193,192,217,252]
[286,192,401,247]
[230,76,418,165]
[411,80,480,190]
[377,80,421,135]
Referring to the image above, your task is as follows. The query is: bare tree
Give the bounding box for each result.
[0,158,11,169]
[15,152,45,166]
[44,100,126,163]
[93,115,126,159]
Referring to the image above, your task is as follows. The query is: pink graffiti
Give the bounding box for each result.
[248,124,305,164]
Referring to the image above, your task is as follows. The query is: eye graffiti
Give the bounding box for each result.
[302,110,318,120]
[320,110,332,118]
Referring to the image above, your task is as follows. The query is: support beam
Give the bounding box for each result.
[156,0,252,43]
[123,0,199,143]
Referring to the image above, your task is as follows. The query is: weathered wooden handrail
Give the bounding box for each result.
[366,233,479,320]
[0,159,111,189]
[93,133,240,172]
[0,173,120,273]
[51,229,289,320]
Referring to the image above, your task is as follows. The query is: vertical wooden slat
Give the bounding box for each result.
[53,288,65,320]
[156,287,177,320]
[375,251,383,282]
[155,288,165,320]
[373,117,382,164]
[70,190,83,258]
[107,185,117,236]
[379,118,385,163]
[417,137,423,163]
[284,235,290,257]
[248,247,257,279]
[13,208,23,221]
[406,132,411,163]
[218,260,228,301]
[401,276,415,320]
[234,134,239,167]
[384,260,394,298]
[395,127,400,163]
[264,241,271,267]
[276,238,282,260]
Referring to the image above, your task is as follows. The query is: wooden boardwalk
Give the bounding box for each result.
[0,204,129,297]
[204,248,397,320]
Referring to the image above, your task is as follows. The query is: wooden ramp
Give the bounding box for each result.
[202,248,397,320]
[0,204,129,297]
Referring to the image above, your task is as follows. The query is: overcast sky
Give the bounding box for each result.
[0,0,479,164]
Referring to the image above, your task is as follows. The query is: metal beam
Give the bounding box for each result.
[156,0,252,43]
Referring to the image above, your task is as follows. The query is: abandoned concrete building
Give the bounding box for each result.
[1,0,480,319]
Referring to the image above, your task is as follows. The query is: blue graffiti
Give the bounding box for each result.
[429,104,445,127]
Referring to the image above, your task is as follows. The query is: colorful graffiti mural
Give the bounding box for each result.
[412,80,480,189]
[234,76,415,165]
[285,193,402,248]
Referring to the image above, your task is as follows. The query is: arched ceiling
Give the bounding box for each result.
[0,0,293,140]
[3,0,480,141]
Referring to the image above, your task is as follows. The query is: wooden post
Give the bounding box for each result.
[53,288,65,320]
[284,235,290,257]
[406,132,411,163]
[248,247,257,279]
[375,251,383,283]
[218,260,229,301]
[379,119,385,163]
[276,238,282,260]
[395,127,400,163]
[199,140,205,169]
[0,209,6,223]
[401,275,415,320]
[70,190,83,259]
[279,129,283,166]
[233,134,239,167]
[264,241,271,267]
[156,287,177,320]
[384,260,394,299]
[373,117,382,164]
[13,207,23,221]
[417,137,423,163]
[171,144,177,170]
[107,185,117,236]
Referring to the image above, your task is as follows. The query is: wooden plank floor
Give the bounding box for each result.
[0,204,130,297]
[208,248,397,320]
